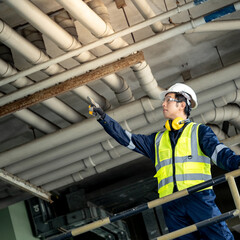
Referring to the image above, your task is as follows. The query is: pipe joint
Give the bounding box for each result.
[140,97,156,113]
[101,139,115,151]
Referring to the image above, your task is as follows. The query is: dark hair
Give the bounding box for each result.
[175,93,191,117]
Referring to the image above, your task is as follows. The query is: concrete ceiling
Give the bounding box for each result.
[0,0,240,232]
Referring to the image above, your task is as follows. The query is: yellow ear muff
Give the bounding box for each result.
[172,117,184,130]
[165,117,184,131]
[165,119,172,131]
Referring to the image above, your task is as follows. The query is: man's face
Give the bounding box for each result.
[162,93,183,120]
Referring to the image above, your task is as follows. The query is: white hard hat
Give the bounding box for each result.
[160,83,198,109]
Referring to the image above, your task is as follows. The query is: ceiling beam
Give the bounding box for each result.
[0,51,144,117]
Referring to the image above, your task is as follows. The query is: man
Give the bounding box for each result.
[89,83,240,239]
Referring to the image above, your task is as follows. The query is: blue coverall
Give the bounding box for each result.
[98,114,240,240]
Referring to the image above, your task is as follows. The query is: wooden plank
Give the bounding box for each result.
[0,51,144,117]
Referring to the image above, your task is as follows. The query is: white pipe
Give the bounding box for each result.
[36,103,240,188]
[210,125,240,154]
[22,102,240,185]
[57,0,163,99]
[0,58,32,87]
[131,0,165,33]
[0,20,65,75]
[0,97,160,167]
[4,0,110,109]
[0,93,58,133]
[0,58,85,123]
[0,1,207,86]
[0,61,59,133]
[43,131,240,191]
[2,2,240,106]
[9,86,240,179]
[54,11,133,104]
[2,59,240,169]
[186,20,240,33]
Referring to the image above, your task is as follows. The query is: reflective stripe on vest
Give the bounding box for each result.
[154,122,212,198]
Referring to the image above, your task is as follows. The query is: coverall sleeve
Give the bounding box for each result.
[198,124,240,171]
[98,114,156,162]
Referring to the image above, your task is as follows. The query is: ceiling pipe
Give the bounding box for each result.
[0,98,160,168]
[131,0,170,33]
[54,11,134,104]
[9,86,240,180]
[0,92,58,133]
[0,54,85,123]
[192,105,240,130]
[1,1,239,106]
[186,20,240,33]
[0,60,59,133]
[23,103,240,186]
[4,0,110,110]
[210,125,240,155]
[2,58,240,169]
[0,20,64,75]
[0,0,209,85]
[43,125,240,192]
[56,0,165,99]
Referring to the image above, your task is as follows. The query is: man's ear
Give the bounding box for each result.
[180,101,186,111]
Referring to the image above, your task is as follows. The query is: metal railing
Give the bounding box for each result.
[49,169,240,240]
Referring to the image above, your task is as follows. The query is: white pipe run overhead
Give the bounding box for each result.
[0,23,85,123]
[2,58,240,173]
[0,59,59,133]
[1,0,240,106]
[56,0,165,100]
[15,90,240,186]
[3,0,110,109]
[0,0,209,86]
[4,0,133,107]
[53,10,134,104]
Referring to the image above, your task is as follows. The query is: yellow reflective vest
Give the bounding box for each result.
[154,122,212,198]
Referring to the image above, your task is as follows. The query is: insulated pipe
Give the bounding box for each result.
[0,57,85,123]
[0,1,210,85]
[4,0,109,109]
[57,0,164,99]
[0,98,160,167]
[11,82,238,176]
[25,104,240,186]
[210,125,240,155]
[2,1,240,105]
[12,89,240,182]
[2,66,240,171]
[18,118,165,182]
[186,20,240,33]
[131,0,165,33]
[0,20,65,75]
[54,11,134,104]
[0,92,58,133]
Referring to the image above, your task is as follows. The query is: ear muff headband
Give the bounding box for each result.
[165,117,185,131]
